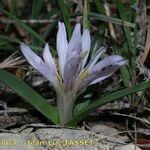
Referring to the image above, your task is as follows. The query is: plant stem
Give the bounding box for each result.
[57,92,74,126]
[83,0,90,30]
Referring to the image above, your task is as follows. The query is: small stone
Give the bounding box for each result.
[91,124,128,142]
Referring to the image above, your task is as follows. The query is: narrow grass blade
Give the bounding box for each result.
[0,34,21,44]
[31,0,44,45]
[90,30,104,58]
[114,0,137,94]
[0,69,58,124]
[93,0,105,14]
[113,44,131,88]
[57,0,71,38]
[32,0,43,19]
[114,0,135,57]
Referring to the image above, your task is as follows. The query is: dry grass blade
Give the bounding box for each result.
[140,23,150,64]
[104,2,117,42]
[144,107,150,112]
[0,52,25,69]
[113,113,150,126]
[0,18,55,24]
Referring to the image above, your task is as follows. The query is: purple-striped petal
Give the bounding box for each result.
[57,22,68,78]
[89,61,125,85]
[81,29,91,69]
[64,47,82,91]
[20,43,56,86]
[67,23,81,55]
[63,23,82,91]
[77,46,106,82]
[76,55,126,95]
[93,55,125,71]
[86,46,106,72]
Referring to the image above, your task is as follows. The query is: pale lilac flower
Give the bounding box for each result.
[20,22,126,125]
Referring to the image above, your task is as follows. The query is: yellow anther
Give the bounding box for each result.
[82,50,88,59]
[79,69,88,80]
[56,72,62,82]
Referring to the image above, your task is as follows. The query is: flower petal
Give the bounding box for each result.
[76,55,126,95]
[43,43,57,72]
[57,22,68,78]
[86,46,106,72]
[77,46,106,81]
[64,48,81,91]
[67,23,81,55]
[20,43,56,86]
[81,29,91,68]
[93,55,125,71]
[90,76,110,85]
[63,23,82,91]
[90,60,126,85]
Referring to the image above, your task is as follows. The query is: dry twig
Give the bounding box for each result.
[140,23,150,64]
[0,52,24,69]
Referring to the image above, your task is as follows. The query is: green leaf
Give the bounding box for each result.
[31,0,44,45]
[73,100,90,126]
[93,0,105,14]
[73,100,90,115]
[90,26,105,58]
[57,0,72,38]
[32,0,44,19]
[0,34,20,44]
[0,69,58,124]
[114,0,135,58]
[114,0,137,93]
[113,44,131,88]
[68,81,150,126]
